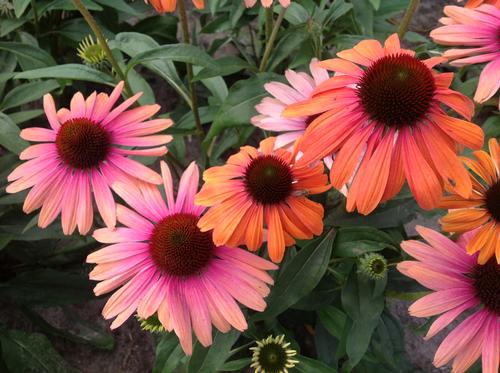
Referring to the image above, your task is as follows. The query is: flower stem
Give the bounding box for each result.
[397,0,420,39]
[30,0,39,36]
[265,7,273,43]
[259,6,287,72]
[72,0,133,97]
[177,0,204,138]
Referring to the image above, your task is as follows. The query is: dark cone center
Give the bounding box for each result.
[244,155,293,205]
[485,181,500,222]
[55,118,111,169]
[150,213,214,277]
[357,53,436,128]
[472,258,500,315]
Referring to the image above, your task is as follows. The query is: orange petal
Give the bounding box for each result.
[317,58,364,77]
[265,206,285,263]
[401,128,443,210]
[419,124,472,199]
[440,208,490,232]
[431,112,483,150]
[352,129,395,215]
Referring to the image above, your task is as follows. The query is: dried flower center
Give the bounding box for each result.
[357,54,436,128]
[150,213,214,277]
[257,343,288,373]
[472,258,500,315]
[244,155,293,205]
[484,181,500,222]
[55,118,111,169]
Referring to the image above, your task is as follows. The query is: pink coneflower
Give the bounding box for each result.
[244,0,290,7]
[88,161,277,355]
[398,226,500,373]
[458,0,500,8]
[251,59,329,150]
[431,5,500,109]
[7,82,172,235]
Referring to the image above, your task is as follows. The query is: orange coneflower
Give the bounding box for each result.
[440,138,500,264]
[283,33,484,215]
[145,0,203,13]
[195,137,330,263]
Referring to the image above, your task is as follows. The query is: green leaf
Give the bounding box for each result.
[0,80,59,111]
[0,42,56,68]
[352,0,374,35]
[484,115,500,138]
[10,109,44,124]
[193,56,252,81]
[193,65,228,103]
[0,232,13,250]
[0,329,77,373]
[333,226,398,258]
[15,64,115,84]
[369,0,381,10]
[21,307,114,350]
[341,270,386,368]
[127,43,218,73]
[188,330,240,373]
[0,112,29,154]
[152,333,186,373]
[13,0,31,17]
[328,197,419,229]
[204,73,280,144]
[0,19,27,38]
[256,229,336,320]
[295,356,338,373]
[0,269,94,306]
[220,358,251,371]
[318,305,347,340]
[283,2,310,25]
[94,0,141,15]
[268,27,310,71]
[114,33,190,106]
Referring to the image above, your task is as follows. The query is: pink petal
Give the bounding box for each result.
[116,204,154,234]
[166,278,193,355]
[60,172,79,235]
[425,299,478,340]
[108,154,162,185]
[43,94,60,130]
[87,242,149,263]
[408,288,475,317]
[93,227,150,243]
[91,169,116,229]
[93,81,125,123]
[482,314,500,373]
[160,161,175,210]
[184,278,213,347]
[20,127,56,142]
[434,310,489,368]
[69,92,86,118]
[76,172,93,235]
[474,58,500,103]
[175,161,199,214]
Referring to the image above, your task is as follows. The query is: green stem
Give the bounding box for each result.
[264,7,273,43]
[259,6,286,72]
[72,0,133,97]
[30,0,39,36]
[397,0,420,39]
[177,0,204,138]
